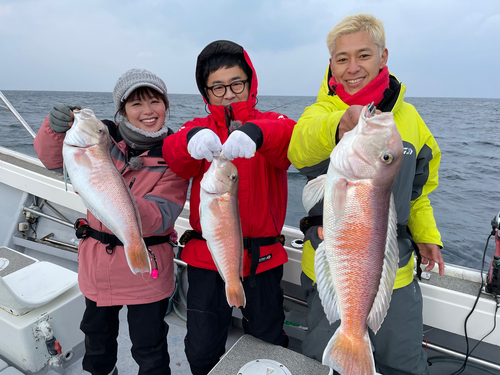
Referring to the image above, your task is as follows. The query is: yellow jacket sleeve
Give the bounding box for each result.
[407,114,443,247]
[287,104,343,171]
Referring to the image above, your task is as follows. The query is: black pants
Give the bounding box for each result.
[184,265,288,375]
[80,297,171,375]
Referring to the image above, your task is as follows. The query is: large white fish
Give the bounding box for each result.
[63,109,151,275]
[303,106,403,375]
[199,153,246,308]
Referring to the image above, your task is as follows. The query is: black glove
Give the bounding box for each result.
[48,103,81,133]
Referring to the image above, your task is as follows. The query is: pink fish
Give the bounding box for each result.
[63,109,151,275]
[303,106,402,374]
[200,153,246,308]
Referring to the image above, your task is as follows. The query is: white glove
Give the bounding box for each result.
[222,130,256,160]
[187,128,222,162]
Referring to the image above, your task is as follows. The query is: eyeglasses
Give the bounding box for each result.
[206,80,248,98]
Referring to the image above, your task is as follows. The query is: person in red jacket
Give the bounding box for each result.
[34,69,189,375]
[162,40,296,375]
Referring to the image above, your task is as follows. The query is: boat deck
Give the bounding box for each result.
[1,147,499,375]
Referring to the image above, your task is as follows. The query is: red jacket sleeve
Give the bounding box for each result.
[247,111,296,171]
[33,115,66,170]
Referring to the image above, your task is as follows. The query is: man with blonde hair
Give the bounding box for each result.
[288,13,444,375]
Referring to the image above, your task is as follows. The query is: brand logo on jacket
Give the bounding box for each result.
[403,147,413,155]
[259,254,272,263]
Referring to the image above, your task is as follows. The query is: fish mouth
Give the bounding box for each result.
[64,143,93,149]
[64,126,100,147]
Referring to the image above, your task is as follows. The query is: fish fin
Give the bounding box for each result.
[205,241,227,283]
[239,236,244,280]
[73,148,92,168]
[63,163,69,191]
[315,242,341,324]
[330,177,348,225]
[322,328,376,375]
[367,193,399,333]
[226,280,246,308]
[124,241,151,275]
[124,174,143,237]
[302,174,327,212]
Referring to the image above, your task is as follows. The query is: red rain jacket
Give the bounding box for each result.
[162,41,296,276]
[34,116,188,306]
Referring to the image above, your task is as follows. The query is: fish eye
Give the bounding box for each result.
[381,151,394,164]
[230,174,237,181]
[97,129,104,134]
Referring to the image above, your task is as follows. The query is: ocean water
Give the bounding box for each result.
[1,90,499,271]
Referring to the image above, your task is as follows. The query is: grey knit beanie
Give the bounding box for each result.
[113,69,168,110]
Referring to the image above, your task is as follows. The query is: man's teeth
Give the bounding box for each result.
[347,78,363,84]
[142,119,155,123]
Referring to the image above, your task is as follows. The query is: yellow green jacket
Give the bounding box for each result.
[288,67,442,290]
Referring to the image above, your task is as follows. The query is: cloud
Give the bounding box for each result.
[1,0,499,98]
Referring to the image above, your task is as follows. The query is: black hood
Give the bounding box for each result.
[195,40,255,104]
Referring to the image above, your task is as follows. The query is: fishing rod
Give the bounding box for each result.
[0,90,37,139]
[258,96,311,114]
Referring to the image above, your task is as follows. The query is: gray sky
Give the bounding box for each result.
[1,0,499,98]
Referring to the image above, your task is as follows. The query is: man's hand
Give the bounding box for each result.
[222,130,256,160]
[187,128,222,162]
[337,105,382,141]
[338,105,363,141]
[418,243,445,276]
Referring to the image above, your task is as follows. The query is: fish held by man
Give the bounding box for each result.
[302,106,403,375]
[199,153,246,308]
[62,109,151,275]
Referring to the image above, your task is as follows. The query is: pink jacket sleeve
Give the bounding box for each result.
[33,115,66,170]
[134,169,189,236]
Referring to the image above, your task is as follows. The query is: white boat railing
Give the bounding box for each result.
[0,91,37,139]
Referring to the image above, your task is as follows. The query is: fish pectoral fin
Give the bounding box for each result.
[302,174,327,213]
[331,178,348,224]
[314,242,341,324]
[73,148,93,169]
[367,193,399,333]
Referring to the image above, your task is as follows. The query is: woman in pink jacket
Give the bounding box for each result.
[33,69,188,375]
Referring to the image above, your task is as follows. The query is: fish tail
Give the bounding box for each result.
[125,243,151,275]
[322,328,375,375]
[225,280,246,308]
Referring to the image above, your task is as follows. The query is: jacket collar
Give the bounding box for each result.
[318,65,406,113]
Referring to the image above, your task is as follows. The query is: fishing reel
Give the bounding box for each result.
[491,211,500,232]
[485,211,500,295]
